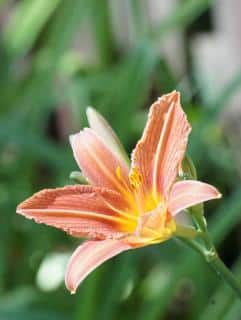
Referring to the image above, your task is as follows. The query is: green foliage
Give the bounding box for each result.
[1,0,241,319]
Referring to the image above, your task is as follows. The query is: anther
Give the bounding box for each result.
[129,167,143,190]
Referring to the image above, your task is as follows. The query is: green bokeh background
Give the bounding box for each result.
[0,1,241,319]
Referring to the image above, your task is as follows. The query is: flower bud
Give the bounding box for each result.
[86,107,129,166]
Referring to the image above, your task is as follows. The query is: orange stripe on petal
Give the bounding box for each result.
[65,240,131,293]
[70,128,131,196]
[131,91,191,200]
[17,185,136,239]
[168,180,221,216]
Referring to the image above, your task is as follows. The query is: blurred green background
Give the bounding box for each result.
[1,0,241,319]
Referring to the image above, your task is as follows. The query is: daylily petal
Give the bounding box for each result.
[131,91,191,199]
[17,185,136,239]
[65,240,131,293]
[70,128,131,196]
[86,107,129,166]
[168,180,221,216]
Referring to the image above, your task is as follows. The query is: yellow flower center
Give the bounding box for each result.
[115,166,176,244]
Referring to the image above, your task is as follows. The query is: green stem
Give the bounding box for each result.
[179,153,241,299]
[208,253,241,300]
[182,237,241,300]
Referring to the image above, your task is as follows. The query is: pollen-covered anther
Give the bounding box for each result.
[129,167,143,190]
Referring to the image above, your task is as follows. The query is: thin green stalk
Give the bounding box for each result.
[182,236,241,300]
[182,204,241,299]
[207,253,241,300]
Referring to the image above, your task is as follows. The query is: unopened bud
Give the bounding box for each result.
[86,107,129,166]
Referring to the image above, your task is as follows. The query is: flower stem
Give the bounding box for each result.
[207,252,241,299]
[180,236,241,300]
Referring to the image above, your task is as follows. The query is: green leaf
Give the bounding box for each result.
[89,0,114,66]
[4,0,61,57]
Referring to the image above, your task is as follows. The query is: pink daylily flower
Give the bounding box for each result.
[17,91,221,293]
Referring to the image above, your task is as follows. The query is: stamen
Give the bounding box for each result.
[114,166,137,207]
[116,166,122,180]
[129,167,143,190]
[115,166,132,192]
